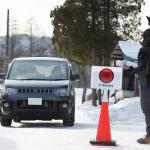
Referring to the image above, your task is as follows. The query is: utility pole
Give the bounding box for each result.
[91,0,97,106]
[6,9,10,58]
[10,19,17,60]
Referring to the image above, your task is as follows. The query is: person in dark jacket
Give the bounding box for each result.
[129,28,150,144]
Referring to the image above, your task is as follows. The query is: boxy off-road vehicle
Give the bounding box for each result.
[0,57,79,127]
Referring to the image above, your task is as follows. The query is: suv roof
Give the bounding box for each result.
[13,57,69,62]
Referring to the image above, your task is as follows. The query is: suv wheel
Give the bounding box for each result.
[0,112,2,121]
[0,111,2,121]
[63,99,75,127]
[63,120,74,126]
[0,103,2,121]
[1,117,12,127]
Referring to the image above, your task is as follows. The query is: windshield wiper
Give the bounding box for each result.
[15,78,50,80]
[9,78,67,81]
[26,79,58,81]
[52,79,67,81]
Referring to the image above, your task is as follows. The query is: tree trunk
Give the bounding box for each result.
[82,86,87,104]
[79,64,87,103]
[92,89,97,106]
[98,89,102,105]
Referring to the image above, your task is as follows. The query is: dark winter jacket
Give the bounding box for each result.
[134,28,150,78]
[133,29,150,89]
[134,46,150,78]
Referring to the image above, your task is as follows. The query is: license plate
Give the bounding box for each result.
[28,98,42,105]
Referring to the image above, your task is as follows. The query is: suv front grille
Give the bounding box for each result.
[18,88,53,94]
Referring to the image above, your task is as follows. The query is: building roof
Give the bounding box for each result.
[118,41,142,61]
[111,41,142,62]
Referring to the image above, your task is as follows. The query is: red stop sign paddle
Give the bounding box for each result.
[99,68,114,83]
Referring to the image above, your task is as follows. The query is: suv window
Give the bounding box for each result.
[8,60,69,80]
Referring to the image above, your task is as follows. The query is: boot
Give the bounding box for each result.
[137,135,150,144]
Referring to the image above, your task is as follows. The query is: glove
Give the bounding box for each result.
[128,66,134,70]
[128,66,135,75]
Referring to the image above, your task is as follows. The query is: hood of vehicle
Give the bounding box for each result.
[5,80,70,88]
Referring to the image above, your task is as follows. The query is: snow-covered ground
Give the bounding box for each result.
[0,88,150,150]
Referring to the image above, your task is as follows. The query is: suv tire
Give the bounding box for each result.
[63,99,75,127]
[63,120,74,126]
[0,107,2,121]
[1,117,12,127]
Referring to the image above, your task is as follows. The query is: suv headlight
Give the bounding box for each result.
[4,88,17,95]
[53,88,69,96]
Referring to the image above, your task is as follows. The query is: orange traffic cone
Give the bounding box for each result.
[90,101,116,146]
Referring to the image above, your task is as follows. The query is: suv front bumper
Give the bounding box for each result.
[1,95,73,120]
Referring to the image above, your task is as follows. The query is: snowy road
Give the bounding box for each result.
[0,89,150,150]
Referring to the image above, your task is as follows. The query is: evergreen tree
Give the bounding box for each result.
[50,0,144,104]
[51,0,144,64]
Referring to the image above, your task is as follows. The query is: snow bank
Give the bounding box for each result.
[75,88,99,123]
[110,97,145,125]
[76,89,144,127]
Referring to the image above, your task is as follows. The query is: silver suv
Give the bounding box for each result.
[0,57,79,127]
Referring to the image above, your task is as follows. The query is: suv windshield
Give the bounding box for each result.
[8,60,69,80]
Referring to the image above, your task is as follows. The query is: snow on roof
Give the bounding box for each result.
[13,57,68,62]
[119,41,142,60]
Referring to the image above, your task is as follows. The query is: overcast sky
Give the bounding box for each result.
[140,0,150,30]
[0,0,65,36]
[0,0,149,37]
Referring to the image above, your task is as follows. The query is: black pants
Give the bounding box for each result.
[140,89,150,136]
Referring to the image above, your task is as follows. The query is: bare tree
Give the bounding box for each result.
[27,17,34,56]
[26,17,39,56]
[10,16,18,60]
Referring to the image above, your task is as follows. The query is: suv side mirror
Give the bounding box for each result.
[72,74,80,81]
[0,73,6,84]
[0,73,6,79]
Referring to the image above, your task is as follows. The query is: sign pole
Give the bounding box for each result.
[102,89,108,102]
